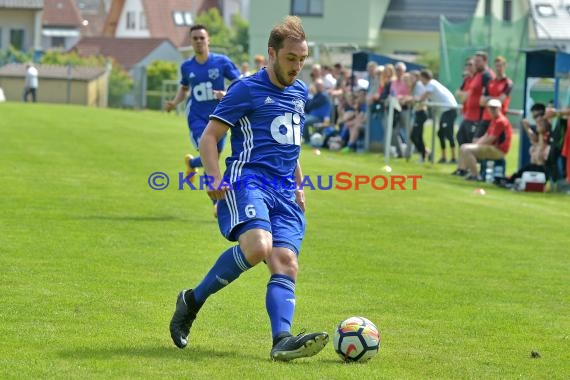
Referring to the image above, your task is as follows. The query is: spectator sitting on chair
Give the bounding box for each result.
[303,78,331,143]
[322,65,337,94]
[502,103,551,186]
[545,105,570,186]
[453,98,512,181]
[341,89,367,153]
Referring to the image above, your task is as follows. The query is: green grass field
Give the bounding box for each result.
[1,103,568,379]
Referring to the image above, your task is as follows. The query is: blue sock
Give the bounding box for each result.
[266,274,296,340]
[193,246,252,303]
[190,156,203,168]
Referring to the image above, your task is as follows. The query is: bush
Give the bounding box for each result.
[146,90,163,110]
[146,60,178,91]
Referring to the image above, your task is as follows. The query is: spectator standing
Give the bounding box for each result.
[456,58,476,145]
[418,69,459,163]
[23,63,38,103]
[470,51,495,139]
[480,56,513,121]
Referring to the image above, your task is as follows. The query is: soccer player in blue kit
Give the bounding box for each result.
[165,24,240,183]
[169,16,329,361]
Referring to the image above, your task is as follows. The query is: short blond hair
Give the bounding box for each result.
[494,56,507,64]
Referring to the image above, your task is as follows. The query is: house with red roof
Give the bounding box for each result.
[42,0,84,51]
[102,0,219,48]
[71,36,181,72]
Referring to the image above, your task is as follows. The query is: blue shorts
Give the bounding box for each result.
[217,186,306,255]
[188,127,227,153]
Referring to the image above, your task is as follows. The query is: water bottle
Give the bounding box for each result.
[493,164,504,180]
[485,168,494,183]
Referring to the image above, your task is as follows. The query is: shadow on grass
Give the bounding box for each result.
[58,344,259,361]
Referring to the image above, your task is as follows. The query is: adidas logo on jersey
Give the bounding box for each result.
[264,96,274,104]
[189,72,196,78]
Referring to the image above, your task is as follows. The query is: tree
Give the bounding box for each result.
[416,50,440,78]
[229,13,249,65]
[0,46,32,66]
[195,8,231,48]
[194,8,249,65]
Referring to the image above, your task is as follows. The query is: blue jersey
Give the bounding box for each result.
[180,53,240,132]
[210,68,308,197]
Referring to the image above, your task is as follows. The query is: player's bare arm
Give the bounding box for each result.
[200,119,230,200]
[165,85,189,112]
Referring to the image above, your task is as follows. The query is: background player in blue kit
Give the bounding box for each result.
[165,24,240,184]
[169,16,329,361]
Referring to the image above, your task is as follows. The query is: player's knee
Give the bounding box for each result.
[239,230,272,264]
[268,250,298,278]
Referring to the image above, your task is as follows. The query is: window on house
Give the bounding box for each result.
[126,11,136,29]
[51,36,65,48]
[184,12,193,25]
[484,0,492,17]
[173,11,184,26]
[291,0,323,17]
[139,12,147,30]
[536,4,556,17]
[173,11,193,26]
[10,29,24,51]
[503,0,512,21]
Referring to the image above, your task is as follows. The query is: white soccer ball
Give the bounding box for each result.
[310,132,324,147]
[333,316,380,362]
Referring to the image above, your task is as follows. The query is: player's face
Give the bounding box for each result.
[270,38,309,88]
[474,56,486,71]
[494,60,506,74]
[190,29,209,54]
[465,60,475,74]
[488,106,500,117]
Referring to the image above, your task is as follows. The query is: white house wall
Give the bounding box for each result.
[115,0,150,37]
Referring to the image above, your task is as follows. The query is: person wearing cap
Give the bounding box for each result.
[453,98,513,180]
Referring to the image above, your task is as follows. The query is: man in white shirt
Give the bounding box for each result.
[23,63,38,103]
[321,64,337,93]
[419,69,458,163]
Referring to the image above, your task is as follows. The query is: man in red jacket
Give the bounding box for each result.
[454,99,513,180]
